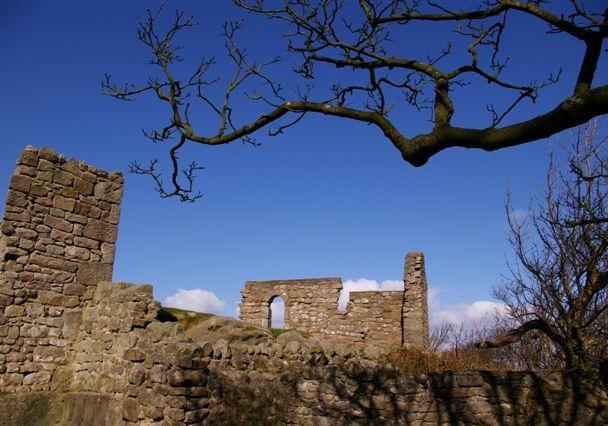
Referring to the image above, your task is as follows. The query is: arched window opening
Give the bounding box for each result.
[269,296,285,329]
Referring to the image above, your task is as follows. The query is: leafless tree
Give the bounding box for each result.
[103,1,608,200]
[476,120,608,384]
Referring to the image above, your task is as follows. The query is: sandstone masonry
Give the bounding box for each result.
[239,252,429,350]
[0,147,606,425]
[0,146,122,391]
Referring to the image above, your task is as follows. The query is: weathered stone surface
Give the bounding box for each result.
[74,178,94,196]
[277,330,308,346]
[6,190,28,208]
[52,195,76,212]
[63,310,82,340]
[94,181,123,204]
[122,397,139,422]
[123,348,146,362]
[82,219,117,244]
[9,175,31,193]
[43,215,73,233]
[33,346,66,363]
[76,262,113,286]
[4,305,25,317]
[22,371,52,385]
[186,315,272,346]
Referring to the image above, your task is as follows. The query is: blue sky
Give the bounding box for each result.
[1,1,606,324]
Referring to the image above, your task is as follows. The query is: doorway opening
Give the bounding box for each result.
[269,296,285,328]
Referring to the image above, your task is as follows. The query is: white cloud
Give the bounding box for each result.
[339,279,505,330]
[164,288,226,314]
[270,297,285,328]
[339,278,403,311]
[429,287,506,329]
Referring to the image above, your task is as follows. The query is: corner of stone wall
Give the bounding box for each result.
[0,145,124,390]
[402,252,429,349]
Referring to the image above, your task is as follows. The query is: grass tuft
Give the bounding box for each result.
[270,328,310,338]
[158,307,214,330]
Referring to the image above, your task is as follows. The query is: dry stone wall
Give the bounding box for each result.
[240,252,428,350]
[0,146,606,425]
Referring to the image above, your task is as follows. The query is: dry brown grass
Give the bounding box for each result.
[386,345,507,376]
[386,320,514,375]
[157,307,214,330]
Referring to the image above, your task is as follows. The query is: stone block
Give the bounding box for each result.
[33,346,66,363]
[65,246,90,261]
[53,170,75,186]
[128,365,146,385]
[51,366,73,391]
[123,348,146,362]
[74,178,94,196]
[2,373,23,385]
[150,364,168,383]
[9,175,32,193]
[167,368,186,386]
[94,181,123,204]
[30,184,48,196]
[100,242,115,264]
[63,310,82,340]
[184,409,209,424]
[37,290,66,306]
[74,237,99,249]
[122,398,139,422]
[73,202,91,216]
[77,262,113,286]
[83,218,117,243]
[52,195,76,212]
[44,215,73,233]
[19,148,39,167]
[39,147,59,162]
[30,253,78,272]
[22,371,52,385]
[4,305,26,317]
[6,190,28,208]
[1,221,16,235]
[64,283,87,296]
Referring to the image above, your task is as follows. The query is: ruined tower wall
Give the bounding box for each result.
[402,252,429,348]
[0,146,123,390]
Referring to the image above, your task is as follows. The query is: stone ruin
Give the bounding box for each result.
[240,253,429,350]
[0,146,606,425]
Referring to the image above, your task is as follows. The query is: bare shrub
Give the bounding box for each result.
[387,320,508,375]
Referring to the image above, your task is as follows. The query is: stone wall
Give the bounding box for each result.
[1,147,606,425]
[239,252,429,350]
[402,252,429,349]
[239,278,342,332]
[0,146,123,390]
[1,288,607,425]
[3,276,606,425]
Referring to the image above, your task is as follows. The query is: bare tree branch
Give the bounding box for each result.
[488,120,608,381]
[105,1,608,199]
